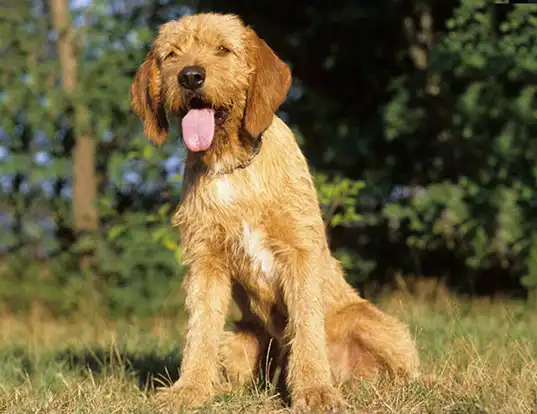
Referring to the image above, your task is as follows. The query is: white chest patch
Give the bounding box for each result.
[214,176,235,205]
[242,221,275,278]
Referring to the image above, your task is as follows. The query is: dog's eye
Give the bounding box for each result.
[164,50,178,60]
[216,45,231,56]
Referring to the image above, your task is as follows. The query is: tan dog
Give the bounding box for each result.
[131,13,419,412]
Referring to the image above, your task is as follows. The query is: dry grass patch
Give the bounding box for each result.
[0,295,536,413]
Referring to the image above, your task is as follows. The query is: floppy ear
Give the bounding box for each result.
[244,28,292,138]
[131,51,169,144]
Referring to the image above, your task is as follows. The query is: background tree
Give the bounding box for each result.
[49,0,98,270]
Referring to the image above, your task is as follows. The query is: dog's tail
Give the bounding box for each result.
[325,300,420,381]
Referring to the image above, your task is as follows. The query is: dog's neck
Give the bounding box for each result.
[186,129,263,177]
[214,135,262,175]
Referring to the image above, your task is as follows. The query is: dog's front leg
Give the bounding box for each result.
[166,260,231,408]
[280,251,344,412]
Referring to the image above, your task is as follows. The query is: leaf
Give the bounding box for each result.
[108,225,126,241]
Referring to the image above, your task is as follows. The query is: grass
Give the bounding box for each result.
[0,294,536,413]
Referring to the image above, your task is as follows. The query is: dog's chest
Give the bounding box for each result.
[180,171,279,289]
[240,221,275,279]
[208,175,276,280]
[229,221,279,309]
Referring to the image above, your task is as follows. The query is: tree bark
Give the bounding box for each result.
[49,0,98,235]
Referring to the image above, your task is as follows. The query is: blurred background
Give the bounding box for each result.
[1,0,537,320]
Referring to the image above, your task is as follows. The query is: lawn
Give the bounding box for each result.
[1,294,536,413]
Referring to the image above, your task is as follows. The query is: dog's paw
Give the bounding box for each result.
[154,383,213,412]
[292,386,344,413]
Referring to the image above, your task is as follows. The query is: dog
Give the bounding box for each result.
[131,12,419,412]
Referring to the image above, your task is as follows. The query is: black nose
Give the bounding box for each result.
[178,66,206,90]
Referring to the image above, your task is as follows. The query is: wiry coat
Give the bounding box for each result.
[131,13,419,412]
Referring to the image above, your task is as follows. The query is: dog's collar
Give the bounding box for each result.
[213,135,263,176]
[191,135,263,176]
[235,135,263,170]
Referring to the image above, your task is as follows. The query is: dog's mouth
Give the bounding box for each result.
[180,96,228,152]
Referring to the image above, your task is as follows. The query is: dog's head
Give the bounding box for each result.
[131,13,291,153]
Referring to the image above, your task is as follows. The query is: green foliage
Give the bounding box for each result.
[315,173,365,228]
[380,0,537,294]
[95,204,185,317]
[314,174,375,284]
[0,211,186,318]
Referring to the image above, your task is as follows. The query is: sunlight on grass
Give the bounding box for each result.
[0,294,536,413]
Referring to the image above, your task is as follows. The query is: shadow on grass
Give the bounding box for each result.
[1,346,35,382]
[4,345,290,403]
[56,347,292,404]
[56,347,182,390]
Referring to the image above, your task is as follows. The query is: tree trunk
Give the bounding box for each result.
[49,0,98,237]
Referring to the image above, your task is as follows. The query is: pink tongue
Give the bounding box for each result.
[181,108,215,152]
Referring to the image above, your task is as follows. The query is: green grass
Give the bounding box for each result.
[1,294,536,413]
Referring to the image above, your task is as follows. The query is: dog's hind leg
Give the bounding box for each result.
[219,320,276,390]
[325,300,420,384]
